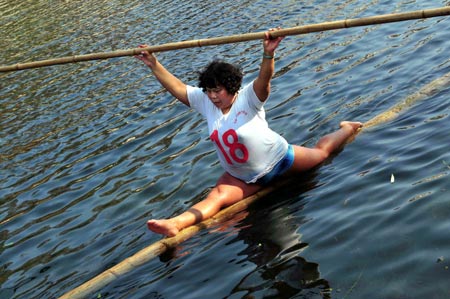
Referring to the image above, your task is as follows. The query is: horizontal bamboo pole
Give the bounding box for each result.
[2,6,450,72]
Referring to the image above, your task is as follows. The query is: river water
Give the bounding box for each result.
[1,0,449,298]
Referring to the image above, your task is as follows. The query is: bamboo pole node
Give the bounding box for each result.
[1,6,449,72]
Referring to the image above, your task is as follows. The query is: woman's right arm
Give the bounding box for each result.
[135,45,190,106]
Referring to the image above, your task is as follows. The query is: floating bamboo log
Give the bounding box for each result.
[58,69,450,299]
[2,6,450,72]
[58,180,287,299]
[363,71,450,128]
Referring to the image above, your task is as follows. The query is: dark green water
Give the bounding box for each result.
[1,0,449,298]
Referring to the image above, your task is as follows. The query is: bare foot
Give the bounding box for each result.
[147,219,180,237]
[340,121,363,134]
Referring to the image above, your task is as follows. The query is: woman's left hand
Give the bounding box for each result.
[263,27,285,55]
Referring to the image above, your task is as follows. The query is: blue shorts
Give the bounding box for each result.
[256,144,295,185]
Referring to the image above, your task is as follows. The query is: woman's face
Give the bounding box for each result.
[206,86,236,114]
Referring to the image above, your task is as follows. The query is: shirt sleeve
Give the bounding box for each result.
[241,81,265,111]
[187,85,209,117]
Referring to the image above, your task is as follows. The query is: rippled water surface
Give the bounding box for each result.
[1,0,449,298]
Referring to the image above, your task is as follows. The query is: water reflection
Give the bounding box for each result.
[152,173,330,299]
[226,174,331,298]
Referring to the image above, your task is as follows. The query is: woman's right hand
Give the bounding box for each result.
[134,44,157,68]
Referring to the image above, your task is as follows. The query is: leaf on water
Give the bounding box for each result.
[443,160,450,170]
[4,242,15,248]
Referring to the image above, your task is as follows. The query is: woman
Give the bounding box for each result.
[135,28,362,237]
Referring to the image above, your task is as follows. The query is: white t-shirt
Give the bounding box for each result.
[187,81,289,183]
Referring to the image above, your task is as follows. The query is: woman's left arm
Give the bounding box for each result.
[253,28,285,102]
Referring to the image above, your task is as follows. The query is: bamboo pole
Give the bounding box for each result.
[58,69,450,299]
[58,180,286,299]
[362,71,450,129]
[2,6,450,72]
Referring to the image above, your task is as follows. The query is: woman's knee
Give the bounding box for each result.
[314,136,334,154]
[314,147,330,160]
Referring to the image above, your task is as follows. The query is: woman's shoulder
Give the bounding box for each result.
[186,85,215,116]
[239,80,264,109]
[187,85,207,103]
[240,80,254,92]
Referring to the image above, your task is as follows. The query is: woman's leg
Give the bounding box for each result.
[147,121,361,236]
[289,121,362,172]
[147,172,262,236]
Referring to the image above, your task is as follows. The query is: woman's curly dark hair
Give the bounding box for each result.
[198,60,243,94]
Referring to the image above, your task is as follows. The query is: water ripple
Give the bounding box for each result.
[1,0,450,298]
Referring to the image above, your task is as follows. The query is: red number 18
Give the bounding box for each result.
[210,129,249,164]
